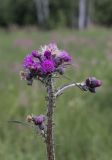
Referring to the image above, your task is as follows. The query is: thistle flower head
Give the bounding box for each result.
[44,50,51,59]
[59,51,72,62]
[85,77,102,93]
[23,54,33,68]
[22,43,72,85]
[23,54,39,70]
[31,50,40,58]
[32,115,46,125]
[41,59,55,74]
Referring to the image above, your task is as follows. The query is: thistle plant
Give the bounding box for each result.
[20,43,102,160]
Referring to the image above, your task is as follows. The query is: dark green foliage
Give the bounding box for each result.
[1,0,112,28]
[0,0,78,28]
[0,1,10,26]
[0,0,37,26]
[94,0,112,26]
[8,0,37,25]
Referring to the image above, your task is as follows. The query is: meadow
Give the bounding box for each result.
[0,27,112,160]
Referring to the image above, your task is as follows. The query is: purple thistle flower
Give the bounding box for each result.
[85,77,102,93]
[23,54,39,70]
[32,61,39,70]
[44,50,51,59]
[59,51,71,62]
[32,50,39,58]
[23,54,33,68]
[41,59,55,74]
[32,115,46,125]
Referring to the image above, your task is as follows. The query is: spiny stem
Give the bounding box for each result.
[46,76,56,160]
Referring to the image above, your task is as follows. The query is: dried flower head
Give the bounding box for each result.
[20,71,26,80]
[26,115,33,122]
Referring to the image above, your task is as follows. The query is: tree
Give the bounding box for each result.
[34,0,49,28]
[78,0,87,29]
[78,0,93,30]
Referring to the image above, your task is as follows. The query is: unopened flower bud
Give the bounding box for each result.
[26,72,33,85]
[32,50,39,58]
[85,77,102,93]
[86,77,102,88]
[54,57,62,66]
[32,115,46,125]
[44,50,51,59]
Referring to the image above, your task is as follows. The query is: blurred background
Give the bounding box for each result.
[0,0,112,160]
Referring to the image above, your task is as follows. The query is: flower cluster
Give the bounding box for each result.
[21,43,71,85]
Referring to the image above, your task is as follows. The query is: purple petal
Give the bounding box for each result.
[44,50,51,59]
[32,115,45,125]
[60,51,72,62]
[32,50,39,58]
[41,59,55,74]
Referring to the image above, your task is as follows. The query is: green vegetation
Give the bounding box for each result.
[95,0,112,26]
[1,0,112,28]
[0,28,112,160]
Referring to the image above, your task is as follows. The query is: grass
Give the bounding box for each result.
[0,27,112,160]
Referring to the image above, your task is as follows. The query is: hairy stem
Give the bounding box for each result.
[46,76,56,160]
[55,82,84,97]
